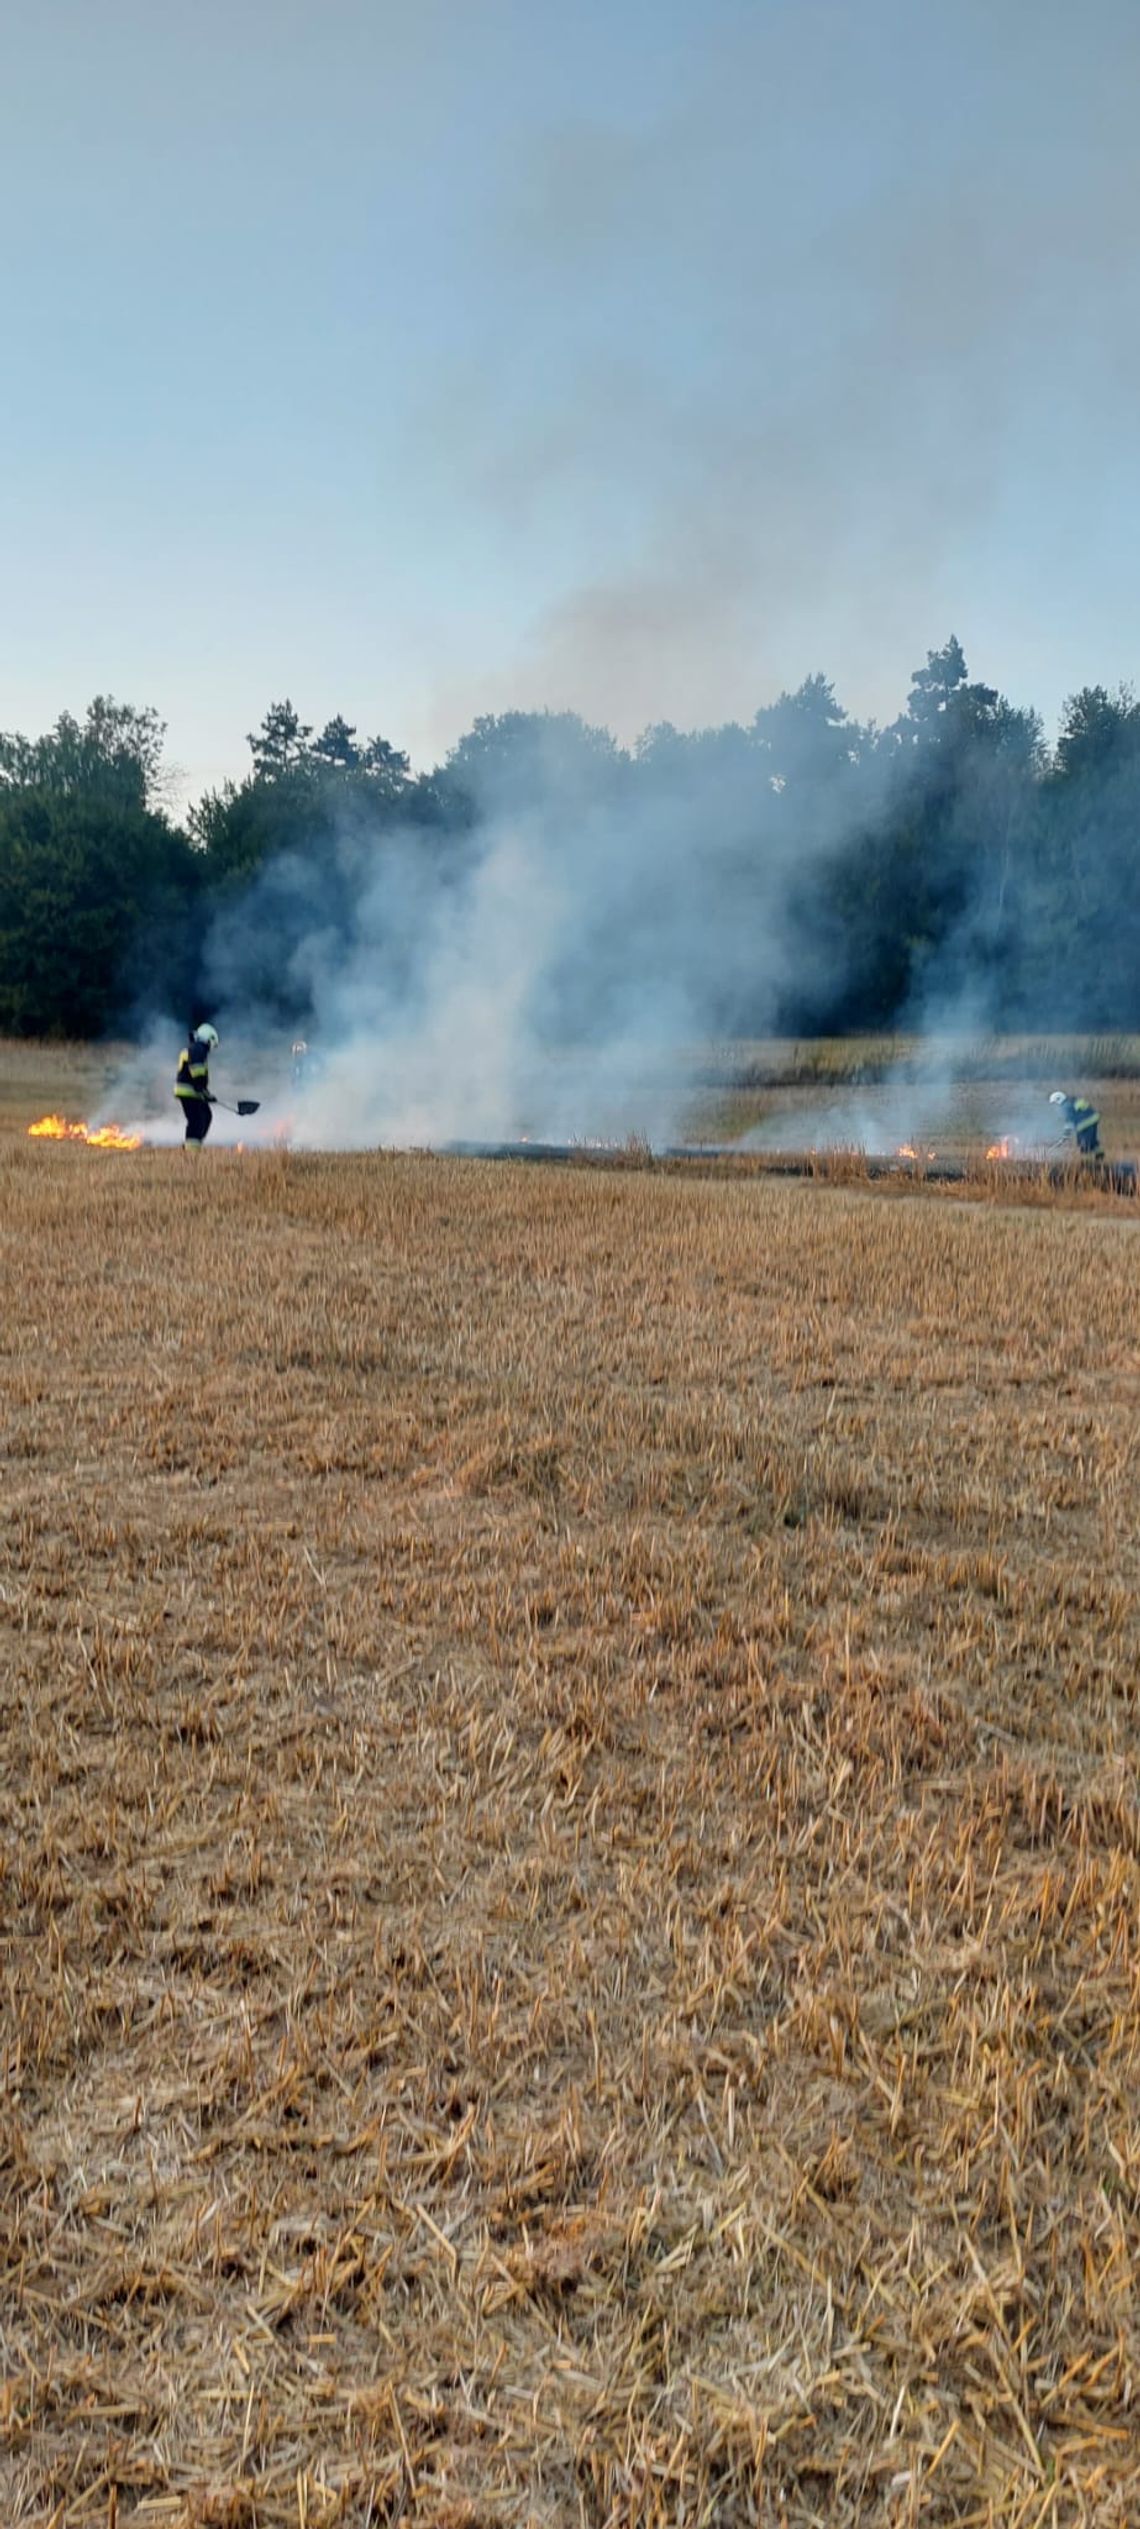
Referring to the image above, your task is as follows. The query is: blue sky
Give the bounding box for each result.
[3,0,1138,800]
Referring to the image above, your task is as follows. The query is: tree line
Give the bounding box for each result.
[1,640,1137,1039]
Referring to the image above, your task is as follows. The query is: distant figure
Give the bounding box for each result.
[291,1037,310,1090]
[175,1024,219,1144]
[1049,1090,1103,1157]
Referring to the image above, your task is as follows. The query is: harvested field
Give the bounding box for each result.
[0,1039,137,1134]
[6,1036,1140,1171]
[2,1129,1140,2525]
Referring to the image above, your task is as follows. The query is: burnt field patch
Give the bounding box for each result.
[2,1143,1139,2525]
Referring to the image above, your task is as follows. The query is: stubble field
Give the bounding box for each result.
[2,1110,1140,2525]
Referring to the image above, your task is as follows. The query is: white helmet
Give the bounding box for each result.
[196,1023,219,1050]
[1048,1090,1066,1106]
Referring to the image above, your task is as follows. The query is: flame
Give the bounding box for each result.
[85,1122,144,1149]
[986,1136,1017,1161]
[895,1143,936,1163]
[28,1114,142,1150]
[28,1113,84,1139]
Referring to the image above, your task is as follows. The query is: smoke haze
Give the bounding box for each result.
[198,755,797,1150]
[97,669,1100,1158]
[43,0,1138,1146]
[6,1,1140,790]
[409,0,1140,760]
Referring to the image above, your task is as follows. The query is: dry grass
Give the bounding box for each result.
[2,1079,1140,2523]
[6,1036,1140,1160]
[696,1038,1140,1088]
[691,1077,1140,1160]
[0,1040,154,1133]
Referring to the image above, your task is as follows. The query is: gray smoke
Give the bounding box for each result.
[79,0,1140,1150]
[95,696,866,1149]
[203,749,804,1149]
[409,0,1140,758]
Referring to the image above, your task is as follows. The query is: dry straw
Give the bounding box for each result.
[2,1140,1139,2523]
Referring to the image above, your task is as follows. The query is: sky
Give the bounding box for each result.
[3,0,1139,804]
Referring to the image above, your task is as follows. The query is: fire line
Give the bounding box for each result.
[28,1115,143,1150]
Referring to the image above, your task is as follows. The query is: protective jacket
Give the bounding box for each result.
[175,1040,212,1103]
[1062,1097,1102,1155]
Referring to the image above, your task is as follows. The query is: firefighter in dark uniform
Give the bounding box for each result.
[1049,1090,1103,1158]
[175,1024,219,1144]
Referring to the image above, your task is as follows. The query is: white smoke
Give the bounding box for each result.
[275,808,707,1149]
[738,1068,1058,1162]
[95,789,710,1148]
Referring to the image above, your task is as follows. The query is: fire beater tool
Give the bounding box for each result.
[212,1098,261,1117]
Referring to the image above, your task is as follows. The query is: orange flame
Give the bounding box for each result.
[28,1114,142,1150]
[84,1122,144,1149]
[895,1143,936,1162]
[28,1114,84,1139]
[986,1136,1016,1161]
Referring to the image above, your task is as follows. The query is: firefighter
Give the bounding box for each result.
[1049,1090,1103,1158]
[175,1024,219,1144]
[291,1038,309,1089]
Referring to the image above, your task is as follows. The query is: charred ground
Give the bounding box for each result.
[2,1103,1139,2524]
